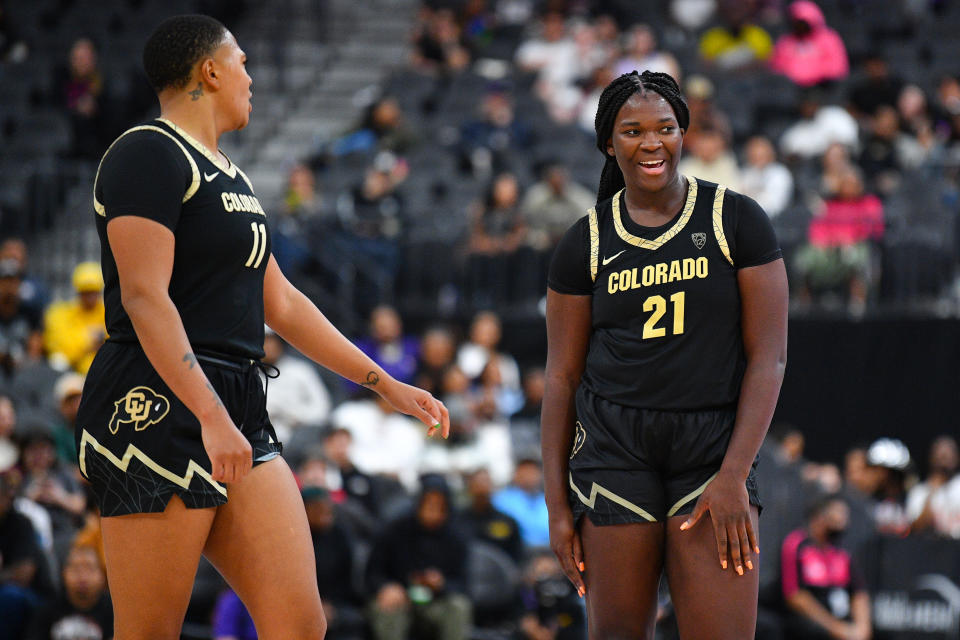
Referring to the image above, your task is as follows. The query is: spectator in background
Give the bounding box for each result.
[492,458,549,548]
[865,438,913,537]
[847,53,903,120]
[682,74,732,155]
[366,476,472,640]
[780,494,872,640]
[0,395,15,472]
[699,0,773,70]
[795,166,882,313]
[262,330,331,443]
[464,173,526,308]
[906,435,960,538]
[50,372,83,466]
[509,367,545,459]
[457,311,520,390]
[677,125,742,191]
[516,550,586,640]
[769,1,848,87]
[819,142,854,198]
[459,87,534,179]
[0,238,49,316]
[212,588,256,640]
[577,64,617,134]
[0,470,42,638]
[520,162,594,251]
[930,74,960,143]
[273,164,323,275]
[457,468,523,563]
[329,391,425,492]
[322,427,380,520]
[9,330,60,430]
[357,305,419,386]
[414,326,457,395]
[515,13,580,121]
[332,96,419,158]
[741,135,794,218]
[303,486,365,640]
[0,258,41,379]
[613,24,681,81]
[780,90,859,160]
[0,1,28,63]
[58,37,111,160]
[669,0,718,32]
[26,544,112,640]
[43,262,105,374]
[858,105,931,196]
[411,7,470,74]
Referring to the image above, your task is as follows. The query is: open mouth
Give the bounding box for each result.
[638,159,666,175]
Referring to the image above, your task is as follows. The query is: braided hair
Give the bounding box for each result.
[594,70,690,205]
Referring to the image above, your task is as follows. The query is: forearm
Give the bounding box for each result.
[720,355,786,481]
[852,592,872,637]
[124,290,228,424]
[541,374,578,512]
[265,284,387,388]
[787,591,843,636]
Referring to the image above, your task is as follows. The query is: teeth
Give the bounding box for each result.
[640,161,663,166]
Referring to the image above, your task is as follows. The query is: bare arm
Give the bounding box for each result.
[542,288,591,596]
[107,216,252,483]
[851,591,872,640]
[262,255,448,435]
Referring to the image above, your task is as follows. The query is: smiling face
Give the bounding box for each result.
[209,32,252,130]
[607,92,684,193]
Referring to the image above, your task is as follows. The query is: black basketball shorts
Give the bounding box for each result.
[76,341,283,517]
[568,387,760,526]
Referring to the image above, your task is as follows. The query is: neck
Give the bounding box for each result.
[68,590,100,611]
[158,89,223,157]
[622,173,687,219]
[808,523,827,545]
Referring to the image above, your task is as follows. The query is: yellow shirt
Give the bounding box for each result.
[43,299,106,373]
[700,24,772,63]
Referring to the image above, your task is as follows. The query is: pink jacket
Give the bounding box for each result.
[769,1,849,86]
[809,194,884,247]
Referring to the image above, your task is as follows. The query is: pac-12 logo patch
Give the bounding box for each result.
[570,421,587,459]
[109,386,170,434]
[691,232,707,250]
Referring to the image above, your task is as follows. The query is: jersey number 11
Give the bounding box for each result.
[245,222,267,269]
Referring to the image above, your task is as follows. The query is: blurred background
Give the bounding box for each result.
[0,0,959,638]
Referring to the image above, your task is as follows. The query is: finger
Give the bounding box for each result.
[419,393,442,425]
[438,400,450,439]
[680,500,706,531]
[572,530,586,577]
[211,461,225,483]
[746,517,760,555]
[737,520,753,572]
[728,522,743,575]
[714,518,728,570]
[553,543,585,597]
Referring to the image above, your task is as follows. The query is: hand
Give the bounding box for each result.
[680,470,758,576]
[548,505,585,597]
[376,583,409,611]
[378,378,450,439]
[421,568,445,592]
[200,412,252,484]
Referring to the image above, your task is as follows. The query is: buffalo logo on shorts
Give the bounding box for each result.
[691,232,707,250]
[108,386,171,434]
[570,421,587,459]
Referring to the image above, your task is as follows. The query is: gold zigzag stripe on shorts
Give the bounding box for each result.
[78,428,227,497]
[569,473,657,522]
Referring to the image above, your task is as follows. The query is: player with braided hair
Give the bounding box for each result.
[542,69,788,638]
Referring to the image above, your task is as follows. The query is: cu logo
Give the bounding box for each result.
[108,386,171,434]
[570,421,587,459]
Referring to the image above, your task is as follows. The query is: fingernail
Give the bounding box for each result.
[737,566,743,576]
[746,560,753,571]
[680,522,688,530]
[578,562,585,572]
[721,560,727,569]
[755,546,761,554]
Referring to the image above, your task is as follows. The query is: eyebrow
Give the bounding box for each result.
[619,118,676,126]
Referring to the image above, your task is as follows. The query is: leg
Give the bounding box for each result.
[367,598,412,640]
[420,592,473,640]
[100,495,216,640]
[580,518,665,640]
[202,457,326,640]
[664,507,760,640]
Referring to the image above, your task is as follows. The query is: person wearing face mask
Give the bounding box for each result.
[780,494,872,640]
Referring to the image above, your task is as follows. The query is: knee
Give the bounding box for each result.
[254,599,327,640]
[113,619,182,640]
[590,622,655,640]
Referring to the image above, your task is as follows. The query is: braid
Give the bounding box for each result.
[593,70,690,205]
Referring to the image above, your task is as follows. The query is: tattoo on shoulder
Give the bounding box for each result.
[205,381,225,409]
[189,82,203,101]
[183,353,197,370]
[360,371,380,387]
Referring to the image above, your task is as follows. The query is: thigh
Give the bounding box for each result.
[664,508,760,640]
[100,495,216,640]
[580,518,664,640]
[202,456,325,640]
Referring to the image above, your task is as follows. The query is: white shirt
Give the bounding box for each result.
[906,475,960,539]
[265,354,332,443]
[780,106,859,158]
[740,162,794,217]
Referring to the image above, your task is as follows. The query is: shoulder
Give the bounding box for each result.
[101,124,190,167]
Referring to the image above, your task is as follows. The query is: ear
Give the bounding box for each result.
[198,57,220,90]
[606,136,614,157]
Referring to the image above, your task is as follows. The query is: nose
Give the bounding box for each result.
[639,131,662,150]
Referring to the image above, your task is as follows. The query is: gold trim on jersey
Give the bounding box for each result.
[587,207,599,282]
[78,428,227,498]
[611,175,698,250]
[666,471,718,518]
[94,126,200,217]
[712,185,733,266]
[156,117,238,178]
[569,473,657,522]
[236,167,256,194]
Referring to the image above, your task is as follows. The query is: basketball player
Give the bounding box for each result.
[542,71,788,638]
[76,15,449,639]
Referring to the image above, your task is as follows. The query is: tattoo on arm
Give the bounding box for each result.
[189,82,203,101]
[183,353,197,370]
[360,371,380,387]
[205,382,225,409]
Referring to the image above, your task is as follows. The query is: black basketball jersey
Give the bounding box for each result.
[548,177,781,410]
[93,118,270,359]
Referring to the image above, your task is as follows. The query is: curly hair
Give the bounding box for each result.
[593,70,690,205]
[142,14,227,92]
